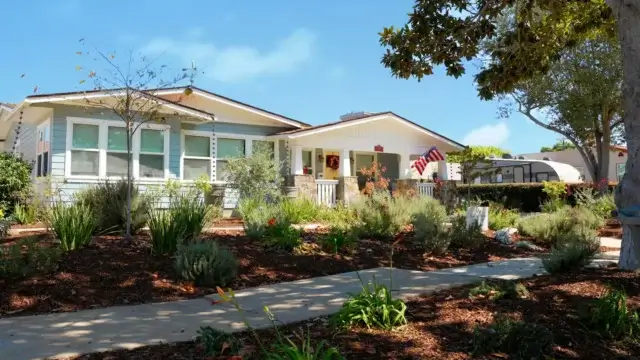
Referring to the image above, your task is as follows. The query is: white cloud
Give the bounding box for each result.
[140,29,316,83]
[462,122,510,147]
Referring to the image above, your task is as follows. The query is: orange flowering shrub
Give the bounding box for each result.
[360,161,390,195]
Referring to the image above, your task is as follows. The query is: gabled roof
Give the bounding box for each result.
[272,111,466,149]
[152,86,310,128]
[23,89,215,122]
[0,103,14,112]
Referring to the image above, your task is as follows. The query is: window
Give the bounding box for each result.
[216,138,245,181]
[183,134,211,180]
[302,150,313,173]
[140,129,165,178]
[66,119,170,180]
[536,173,549,182]
[617,163,626,181]
[106,126,128,177]
[70,123,100,176]
[36,122,51,177]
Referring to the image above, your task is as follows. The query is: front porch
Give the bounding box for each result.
[271,112,465,206]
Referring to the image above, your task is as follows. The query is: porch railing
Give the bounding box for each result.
[316,180,339,207]
[417,182,436,198]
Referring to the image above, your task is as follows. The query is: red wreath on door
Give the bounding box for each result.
[326,155,340,170]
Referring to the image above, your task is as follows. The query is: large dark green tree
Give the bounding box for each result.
[379,0,640,269]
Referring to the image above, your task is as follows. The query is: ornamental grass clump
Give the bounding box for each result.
[50,201,96,251]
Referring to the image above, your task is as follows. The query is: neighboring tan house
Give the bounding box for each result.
[518,146,628,182]
[0,87,465,208]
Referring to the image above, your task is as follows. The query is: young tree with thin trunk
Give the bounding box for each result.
[74,44,206,239]
[378,0,640,269]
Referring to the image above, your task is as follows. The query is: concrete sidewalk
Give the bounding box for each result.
[0,257,550,360]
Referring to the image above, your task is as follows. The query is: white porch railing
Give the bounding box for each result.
[417,182,436,198]
[316,180,339,207]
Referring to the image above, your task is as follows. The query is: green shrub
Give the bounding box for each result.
[222,142,283,201]
[196,327,240,357]
[540,197,566,213]
[541,227,600,274]
[352,191,408,239]
[76,180,149,235]
[265,332,343,360]
[319,226,357,254]
[542,180,567,200]
[473,315,554,358]
[279,197,320,224]
[457,182,618,212]
[588,288,640,339]
[317,203,357,227]
[575,188,615,220]
[169,194,213,242]
[331,274,407,330]
[488,206,520,230]
[0,152,33,213]
[147,208,185,255]
[411,199,449,255]
[175,241,237,287]
[469,280,529,301]
[0,236,61,278]
[448,214,485,250]
[239,198,274,240]
[518,206,604,246]
[263,219,302,252]
[50,202,96,251]
[12,203,38,224]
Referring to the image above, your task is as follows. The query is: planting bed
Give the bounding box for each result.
[0,230,542,318]
[66,268,640,360]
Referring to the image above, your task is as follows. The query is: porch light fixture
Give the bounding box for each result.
[318,154,324,161]
[350,156,354,164]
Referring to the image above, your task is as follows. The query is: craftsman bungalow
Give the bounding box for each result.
[0,87,465,208]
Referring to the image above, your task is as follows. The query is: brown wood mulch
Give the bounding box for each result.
[0,230,542,318]
[598,219,623,239]
[67,268,640,360]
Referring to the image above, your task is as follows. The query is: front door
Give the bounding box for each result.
[323,150,340,180]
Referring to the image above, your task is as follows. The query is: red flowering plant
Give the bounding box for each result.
[360,161,390,196]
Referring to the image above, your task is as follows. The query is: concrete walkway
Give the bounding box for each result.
[1,257,554,360]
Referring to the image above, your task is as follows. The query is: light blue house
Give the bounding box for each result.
[0,87,465,210]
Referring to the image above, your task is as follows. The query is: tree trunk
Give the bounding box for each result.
[125,126,133,240]
[610,0,640,270]
[599,117,612,193]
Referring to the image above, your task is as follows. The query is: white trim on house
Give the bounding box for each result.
[24,92,215,122]
[271,113,465,150]
[153,88,307,129]
[65,117,171,182]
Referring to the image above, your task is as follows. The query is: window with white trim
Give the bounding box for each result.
[67,119,170,179]
[183,134,212,180]
[140,129,166,178]
[36,122,51,177]
[106,126,129,177]
[216,138,245,181]
[70,123,100,176]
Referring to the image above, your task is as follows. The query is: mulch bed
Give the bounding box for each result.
[0,230,543,318]
[68,267,640,360]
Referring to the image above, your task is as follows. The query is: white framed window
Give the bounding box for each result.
[302,149,314,175]
[137,126,170,179]
[182,130,213,181]
[65,118,170,180]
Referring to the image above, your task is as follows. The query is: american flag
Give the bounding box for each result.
[411,146,444,175]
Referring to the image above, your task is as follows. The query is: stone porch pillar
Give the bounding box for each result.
[286,174,316,200]
[337,176,359,204]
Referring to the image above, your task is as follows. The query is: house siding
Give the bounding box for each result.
[6,122,38,177]
[44,104,286,210]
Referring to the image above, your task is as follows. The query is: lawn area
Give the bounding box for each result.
[0,228,542,318]
[65,267,640,360]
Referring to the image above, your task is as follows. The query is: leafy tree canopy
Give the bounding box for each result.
[447,145,506,163]
[379,0,616,100]
[540,140,576,153]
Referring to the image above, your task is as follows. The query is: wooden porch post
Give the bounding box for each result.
[339,148,351,177]
[291,145,304,175]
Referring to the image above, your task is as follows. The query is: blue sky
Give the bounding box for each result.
[0,0,559,154]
